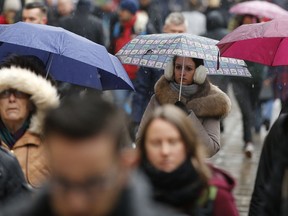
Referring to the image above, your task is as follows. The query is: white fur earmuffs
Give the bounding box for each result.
[164,60,208,84]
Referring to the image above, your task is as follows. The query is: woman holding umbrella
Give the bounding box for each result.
[137,105,238,215]
[137,56,231,157]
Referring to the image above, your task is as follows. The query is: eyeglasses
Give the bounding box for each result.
[0,89,30,99]
[51,167,119,199]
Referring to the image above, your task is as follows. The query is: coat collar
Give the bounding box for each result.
[154,76,231,118]
[2,131,41,150]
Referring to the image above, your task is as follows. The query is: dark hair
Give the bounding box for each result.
[43,93,131,152]
[239,14,260,26]
[173,56,204,68]
[0,54,56,86]
[24,2,48,16]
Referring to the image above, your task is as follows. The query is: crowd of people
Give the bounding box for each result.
[0,0,287,216]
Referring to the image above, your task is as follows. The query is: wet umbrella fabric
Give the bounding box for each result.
[229,0,288,19]
[116,33,250,77]
[217,18,288,66]
[0,22,134,90]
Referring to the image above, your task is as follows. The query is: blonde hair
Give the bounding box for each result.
[137,105,211,183]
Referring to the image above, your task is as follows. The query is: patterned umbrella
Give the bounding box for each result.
[116,33,250,77]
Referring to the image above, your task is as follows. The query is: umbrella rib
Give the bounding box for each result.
[271,38,285,66]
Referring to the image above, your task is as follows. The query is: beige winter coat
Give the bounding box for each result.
[0,66,59,188]
[137,76,231,157]
[2,132,49,188]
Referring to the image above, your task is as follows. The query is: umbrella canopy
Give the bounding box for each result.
[0,22,134,90]
[229,0,288,19]
[217,18,288,66]
[116,33,250,77]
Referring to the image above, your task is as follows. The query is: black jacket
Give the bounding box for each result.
[0,170,185,216]
[203,10,228,41]
[0,147,30,206]
[140,3,163,34]
[249,114,288,216]
[59,10,105,46]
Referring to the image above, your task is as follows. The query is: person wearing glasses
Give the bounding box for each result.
[0,55,59,188]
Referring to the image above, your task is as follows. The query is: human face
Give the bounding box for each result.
[242,15,256,25]
[163,23,187,33]
[140,0,151,7]
[46,133,127,216]
[145,118,186,173]
[118,9,133,23]
[22,8,47,24]
[174,57,196,85]
[0,89,31,129]
[58,0,74,17]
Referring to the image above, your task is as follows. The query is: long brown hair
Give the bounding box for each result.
[137,104,211,183]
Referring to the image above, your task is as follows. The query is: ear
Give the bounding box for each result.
[162,24,168,33]
[42,16,48,25]
[120,147,140,169]
[193,65,207,84]
[164,60,174,81]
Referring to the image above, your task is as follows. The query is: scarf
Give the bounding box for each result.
[169,81,199,99]
[0,118,30,149]
[140,158,205,208]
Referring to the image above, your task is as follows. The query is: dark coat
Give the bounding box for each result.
[249,114,288,216]
[131,67,163,123]
[140,2,163,33]
[58,10,105,46]
[0,170,184,216]
[0,146,30,206]
[203,10,228,41]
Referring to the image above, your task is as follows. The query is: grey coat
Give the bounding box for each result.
[137,76,231,157]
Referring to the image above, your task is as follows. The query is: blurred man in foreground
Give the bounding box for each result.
[0,93,181,216]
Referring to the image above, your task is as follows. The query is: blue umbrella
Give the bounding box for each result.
[0,22,134,90]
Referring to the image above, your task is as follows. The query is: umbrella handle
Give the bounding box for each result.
[178,56,185,101]
[217,51,220,70]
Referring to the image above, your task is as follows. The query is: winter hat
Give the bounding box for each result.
[0,56,59,135]
[120,1,138,15]
[77,0,93,11]
[3,0,21,11]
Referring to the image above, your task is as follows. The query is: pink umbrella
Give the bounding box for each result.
[229,0,288,19]
[217,18,288,66]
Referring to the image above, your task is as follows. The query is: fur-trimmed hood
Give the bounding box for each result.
[0,66,60,135]
[155,76,231,118]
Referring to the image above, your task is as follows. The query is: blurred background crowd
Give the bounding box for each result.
[0,1,288,215]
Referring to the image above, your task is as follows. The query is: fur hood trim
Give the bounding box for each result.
[155,76,231,118]
[0,66,60,135]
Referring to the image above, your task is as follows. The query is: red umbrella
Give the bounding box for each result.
[217,18,288,66]
[229,0,288,19]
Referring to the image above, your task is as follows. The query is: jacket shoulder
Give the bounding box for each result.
[208,165,236,191]
[208,165,239,216]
